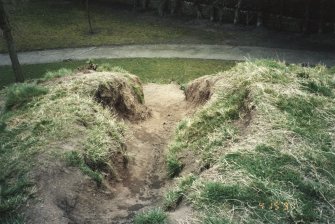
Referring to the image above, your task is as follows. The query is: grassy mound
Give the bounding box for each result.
[166,60,335,223]
[0,70,145,222]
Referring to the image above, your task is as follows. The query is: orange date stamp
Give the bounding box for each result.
[258,201,291,211]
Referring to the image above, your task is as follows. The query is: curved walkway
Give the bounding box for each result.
[0,44,334,66]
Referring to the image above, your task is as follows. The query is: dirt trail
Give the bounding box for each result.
[109,83,190,223]
[24,83,190,224]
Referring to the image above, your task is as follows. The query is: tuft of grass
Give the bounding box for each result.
[302,81,333,97]
[4,83,48,110]
[0,175,33,223]
[64,151,103,186]
[132,85,145,104]
[96,64,128,73]
[166,155,183,178]
[163,190,183,211]
[43,68,73,80]
[163,175,196,211]
[202,183,250,204]
[0,214,25,224]
[224,145,299,181]
[134,208,167,224]
[277,96,333,152]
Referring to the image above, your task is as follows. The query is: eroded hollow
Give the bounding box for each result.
[95,76,151,121]
[185,75,222,105]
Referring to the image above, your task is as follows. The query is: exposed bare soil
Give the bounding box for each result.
[185,75,222,106]
[24,83,193,224]
[95,76,151,121]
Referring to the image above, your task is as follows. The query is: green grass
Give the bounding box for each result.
[163,175,196,211]
[163,190,183,211]
[203,216,231,224]
[43,68,73,80]
[134,208,167,224]
[166,155,183,178]
[0,72,135,221]
[167,86,245,169]
[303,81,334,97]
[277,96,333,152]
[166,60,335,223]
[0,58,236,88]
[64,151,103,186]
[201,182,268,205]
[0,174,33,223]
[0,1,226,52]
[221,145,322,218]
[0,59,234,221]
[4,83,48,110]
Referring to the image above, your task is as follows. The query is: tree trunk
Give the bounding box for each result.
[246,11,250,25]
[0,0,24,83]
[218,0,226,23]
[171,0,182,15]
[133,0,139,10]
[209,5,215,22]
[318,0,326,34]
[256,0,264,27]
[218,8,224,22]
[257,11,263,27]
[142,0,149,10]
[302,0,311,33]
[158,0,169,16]
[234,0,242,25]
[86,0,93,34]
[192,0,202,19]
[277,0,284,30]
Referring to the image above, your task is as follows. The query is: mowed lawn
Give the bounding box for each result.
[0,1,223,52]
[0,58,236,88]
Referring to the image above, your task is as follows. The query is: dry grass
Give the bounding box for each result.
[0,70,145,222]
[167,60,335,223]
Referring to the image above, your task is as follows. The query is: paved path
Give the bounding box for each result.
[1,44,335,66]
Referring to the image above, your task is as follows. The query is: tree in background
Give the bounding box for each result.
[86,0,93,34]
[233,0,242,24]
[154,0,334,33]
[0,0,24,83]
[302,0,311,33]
[158,0,169,16]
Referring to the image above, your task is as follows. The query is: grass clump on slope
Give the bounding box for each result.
[134,208,167,224]
[4,83,48,110]
[0,70,137,222]
[166,60,335,223]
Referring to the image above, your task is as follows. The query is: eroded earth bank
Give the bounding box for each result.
[22,73,194,224]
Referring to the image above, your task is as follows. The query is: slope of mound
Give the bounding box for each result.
[166,61,335,223]
[0,70,149,222]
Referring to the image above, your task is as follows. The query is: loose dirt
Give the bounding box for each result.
[112,83,191,223]
[25,83,192,224]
